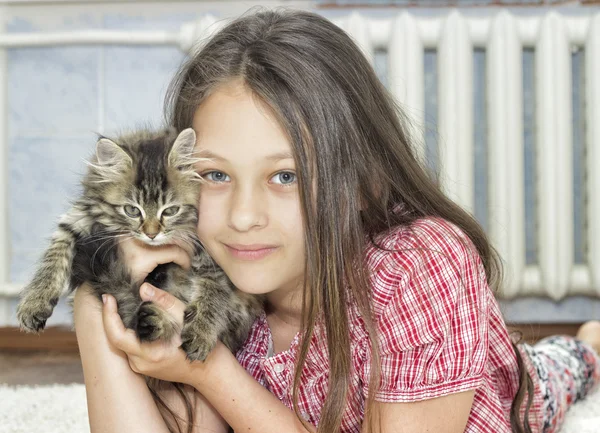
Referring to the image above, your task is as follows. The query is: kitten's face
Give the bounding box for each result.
[114,171,199,246]
[85,128,201,247]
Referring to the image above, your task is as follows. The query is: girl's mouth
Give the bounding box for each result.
[224,244,278,261]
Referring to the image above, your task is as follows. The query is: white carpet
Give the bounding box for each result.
[0,384,89,433]
[0,384,599,432]
[558,386,600,433]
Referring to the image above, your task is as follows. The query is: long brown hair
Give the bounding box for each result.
[163,7,534,432]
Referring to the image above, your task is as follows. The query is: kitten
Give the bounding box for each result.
[16,127,262,361]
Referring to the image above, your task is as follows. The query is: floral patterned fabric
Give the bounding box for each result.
[521,336,600,433]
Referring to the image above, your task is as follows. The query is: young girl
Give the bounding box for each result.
[72,8,600,433]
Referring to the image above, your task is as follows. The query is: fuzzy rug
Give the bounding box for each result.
[0,384,599,432]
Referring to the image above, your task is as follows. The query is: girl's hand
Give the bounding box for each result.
[102,283,208,385]
[119,237,193,285]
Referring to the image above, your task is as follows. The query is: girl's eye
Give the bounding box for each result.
[271,171,297,185]
[123,205,141,218]
[162,206,180,217]
[203,171,230,183]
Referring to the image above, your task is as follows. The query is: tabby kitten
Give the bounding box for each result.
[16,127,262,361]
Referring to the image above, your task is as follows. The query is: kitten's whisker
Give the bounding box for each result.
[170,233,202,257]
[172,234,197,250]
[90,234,125,275]
[88,234,128,272]
[101,234,135,264]
[81,228,127,239]
[81,232,128,245]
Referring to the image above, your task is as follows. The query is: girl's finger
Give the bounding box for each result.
[131,243,191,273]
[102,294,142,356]
[139,284,186,323]
[170,237,196,258]
[155,244,192,271]
[120,238,192,283]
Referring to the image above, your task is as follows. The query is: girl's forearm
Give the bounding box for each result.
[74,287,170,433]
[190,344,316,433]
[75,285,228,433]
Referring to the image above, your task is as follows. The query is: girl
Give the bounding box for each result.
[73,8,600,433]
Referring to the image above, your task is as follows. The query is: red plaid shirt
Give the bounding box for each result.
[236,217,543,432]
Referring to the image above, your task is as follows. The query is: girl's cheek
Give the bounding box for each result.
[197,197,226,236]
[198,191,217,216]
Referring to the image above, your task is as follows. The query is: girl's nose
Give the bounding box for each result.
[227,186,267,232]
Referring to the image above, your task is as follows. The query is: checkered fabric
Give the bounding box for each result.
[236,217,543,432]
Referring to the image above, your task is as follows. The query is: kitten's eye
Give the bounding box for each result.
[162,206,180,217]
[123,205,141,218]
[271,171,297,186]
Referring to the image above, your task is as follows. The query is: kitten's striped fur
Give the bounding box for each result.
[16,127,262,361]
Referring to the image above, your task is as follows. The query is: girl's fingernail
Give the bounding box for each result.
[102,294,107,304]
[142,284,155,298]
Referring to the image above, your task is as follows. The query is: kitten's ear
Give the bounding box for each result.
[168,128,197,168]
[95,138,132,168]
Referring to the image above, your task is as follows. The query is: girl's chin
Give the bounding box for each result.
[226,274,274,295]
[233,284,273,296]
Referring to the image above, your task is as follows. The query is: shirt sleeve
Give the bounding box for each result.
[364,218,490,402]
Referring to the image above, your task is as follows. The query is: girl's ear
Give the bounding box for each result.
[168,128,197,169]
[95,138,132,169]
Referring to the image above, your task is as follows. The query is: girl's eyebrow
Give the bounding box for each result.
[195,149,294,162]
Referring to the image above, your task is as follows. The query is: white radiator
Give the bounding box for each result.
[0,9,598,326]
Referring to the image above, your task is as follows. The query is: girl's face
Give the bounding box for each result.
[193,81,306,299]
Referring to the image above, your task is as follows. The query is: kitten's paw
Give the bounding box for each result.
[135,301,177,342]
[16,296,59,333]
[180,304,218,362]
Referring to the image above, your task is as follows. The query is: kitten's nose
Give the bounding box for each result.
[142,220,161,240]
